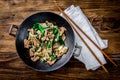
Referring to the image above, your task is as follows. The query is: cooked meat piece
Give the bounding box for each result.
[47,59,56,65]
[41,23,47,28]
[51,34,54,40]
[47,48,52,54]
[28,32,36,40]
[38,34,41,39]
[47,22,51,26]
[47,31,52,36]
[46,55,50,60]
[58,45,63,50]
[62,34,66,41]
[24,39,30,48]
[59,46,68,54]
[29,48,35,57]
[42,49,47,56]
[34,52,40,56]
[56,53,62,58]
[31,56,39,62]
[46,21,54,28]
[48,33,54,41]
[46,37,49,41]
[28,28,34,34]
[59,27,67,36]
[53,43,60,49]
[32,38,40,47]
[37,30,42,39]
[41,36,46,41]
[44,30,48,36]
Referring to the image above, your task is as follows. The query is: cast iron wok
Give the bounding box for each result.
[9,12,75,72]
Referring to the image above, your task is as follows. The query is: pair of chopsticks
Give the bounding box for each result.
[54,0,117,73]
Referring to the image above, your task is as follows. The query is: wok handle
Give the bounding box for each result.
[73,43,82,57]
[9,25,18,37]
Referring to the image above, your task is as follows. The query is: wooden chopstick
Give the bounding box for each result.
[55,2,117,73]
[53,0,109,73]
[54,2,108,73]
[54,0,117,67]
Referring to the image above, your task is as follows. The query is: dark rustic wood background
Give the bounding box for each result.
[0,0,120,79]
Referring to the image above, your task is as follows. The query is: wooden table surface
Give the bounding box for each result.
[0,0,120,79]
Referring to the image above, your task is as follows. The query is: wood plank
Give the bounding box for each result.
[0,0,120,79]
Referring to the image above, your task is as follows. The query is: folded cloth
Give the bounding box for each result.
[62,5,108,70]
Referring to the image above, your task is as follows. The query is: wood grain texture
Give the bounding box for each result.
[0,0,120,79]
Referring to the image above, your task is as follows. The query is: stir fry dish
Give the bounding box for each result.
[24,21,68,65]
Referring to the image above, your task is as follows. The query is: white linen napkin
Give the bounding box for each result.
[62,5,108,70]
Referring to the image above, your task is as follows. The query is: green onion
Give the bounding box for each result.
[41,58,47,63]
[47,41,53,48]
[44,26,50,30]
[48,53,56,61]
[40,41,44,47]
[54,33,59,42]
[59,36,65,45]
[33,23,45,37]
[35,47,39,51]
[53,27,58,35]
[53,49,56,53]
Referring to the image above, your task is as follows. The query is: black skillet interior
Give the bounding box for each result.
[15,12,75,72]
